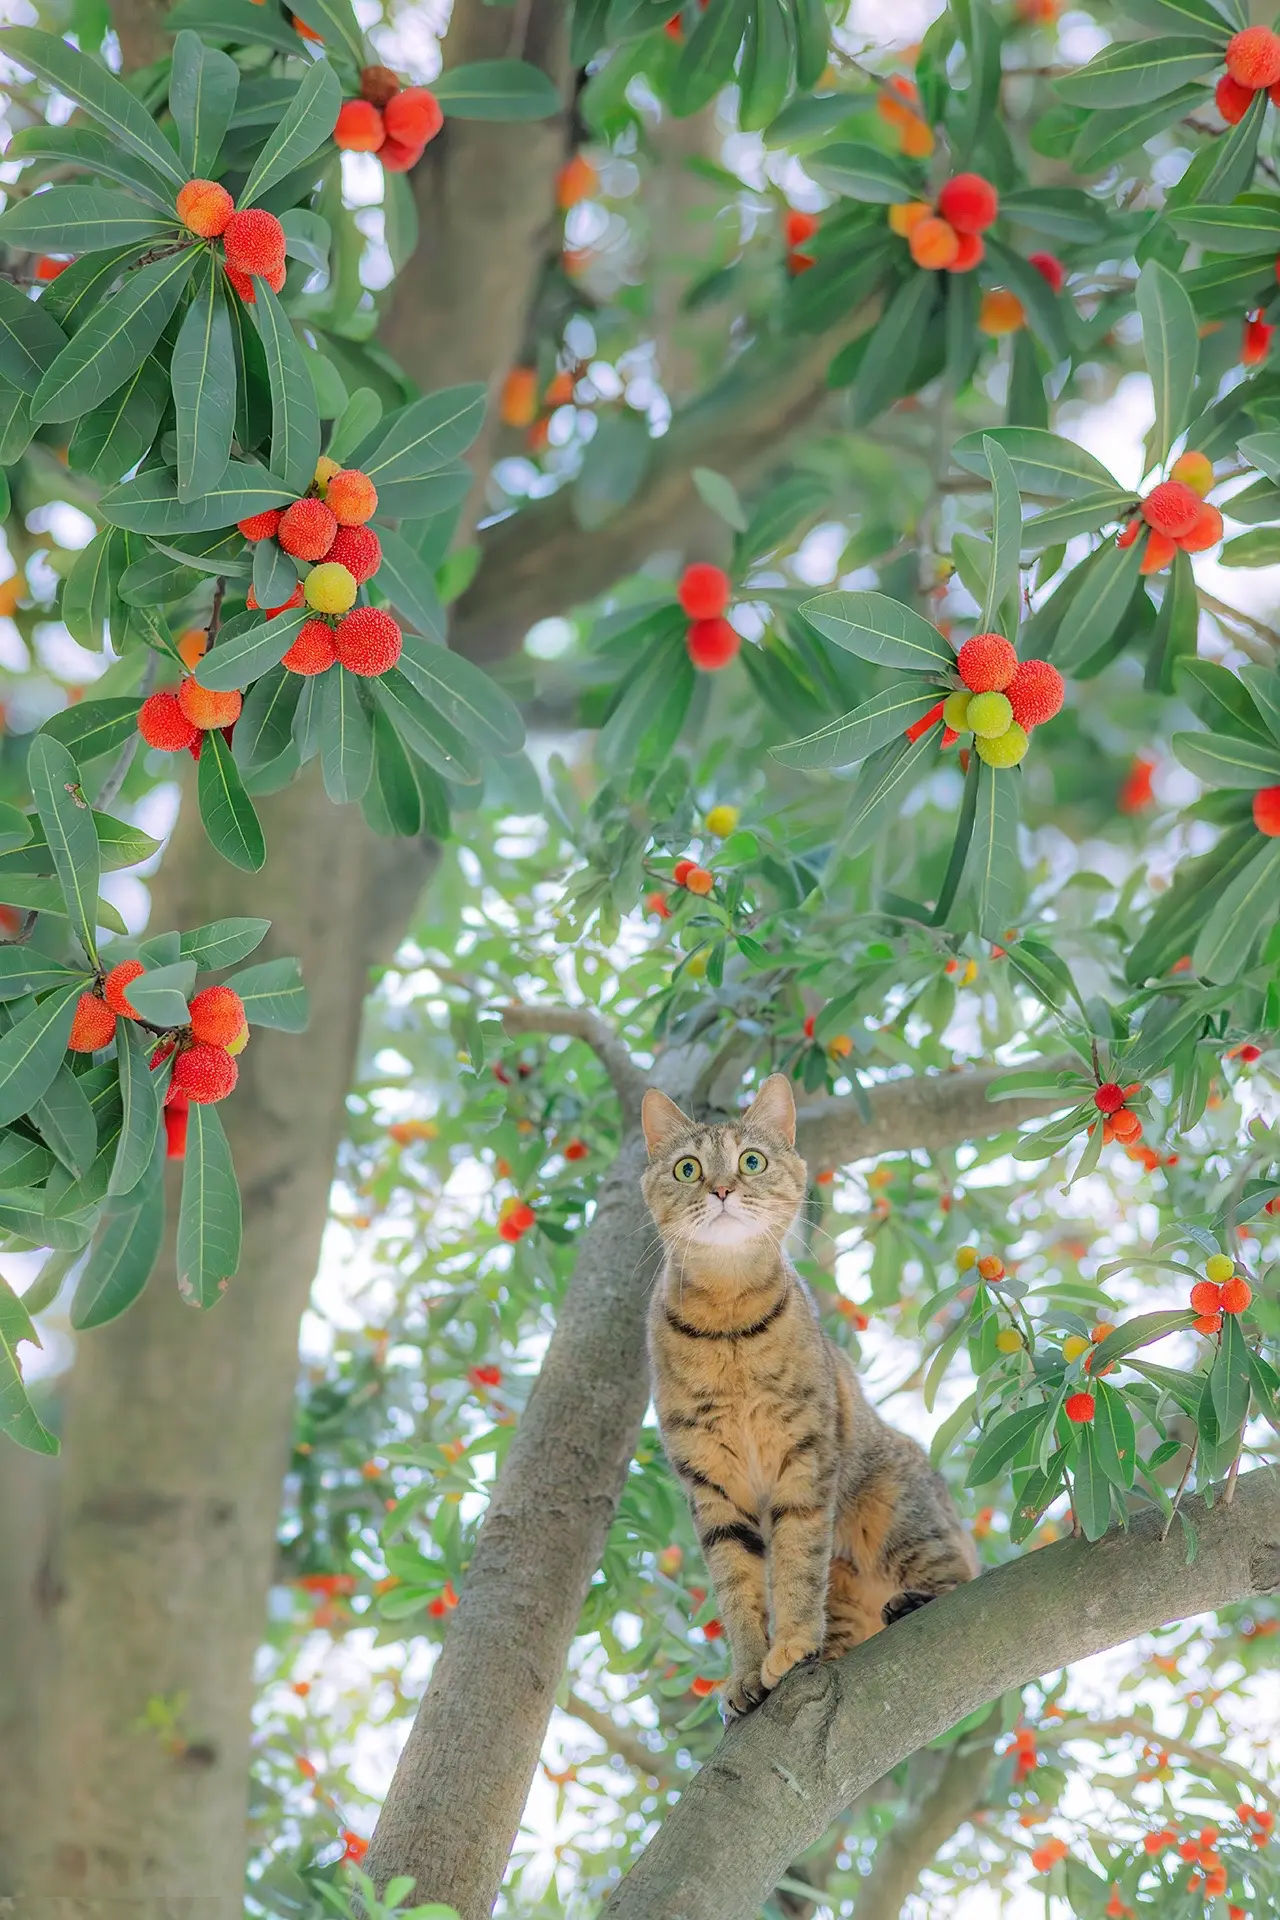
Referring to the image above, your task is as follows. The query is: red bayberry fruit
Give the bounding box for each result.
[672,860,696,885]
[909,217,960,269]
[379,136,425,173]
[324,470,378,526]
[104,959,146,1018]
[1225,25,1280,90]
[164,1092,189,1160]
[1006,658,1064,729]
[238,508,282,542]
[1140,481,1203,539]
[327,524,381,584]
[937,172,999,234]
[178,680,242,731]
[334,99,385,151]
[384,87,444,148]
[177,179,234,238]
[948,231,984,272]
[282,619,338,676]
[1243,313,1275,366]
[1216,74,1254,123]
[1065,1391,1095,1423]
[278,498,338,562]
[678,563,732,620]
[784,208,818,248]
[1180,500,1223,553]
[564,1139,589,1160]
[686,618,740,670]
[1028,250,1065,293]
[1190,1281,1224,1313]
[1221,1276,1253,1313]
[333,606,402,677]
[957,632,1017,693]
[172,1042,239,1104]
[223,208,287,277]
[69,993,116,1052]
[1253,785,1280,835]
[189,984,246,1047]
[1094,1082,1126,1115]
[139,689,200,752]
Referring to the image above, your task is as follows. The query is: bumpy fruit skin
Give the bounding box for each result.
[948,231,984,272]
[281,620,337,677]
[1065,1391,1095,1424]
[908,216,959,269]
[304,563,358,615]
[104,959,145,1018]
[1141,480,1203,539]
[686,618,740,669]
[189,984,246,1047]
[685,867,714,895]
[324,470,378,525]
[976,722,1028,767]
[385,87,444,147]
[139,689,200,752]
[957,631,1017,692]
[1171,450,1214,495]
[333,606,402,676]
[224,207,287,277]
[1225,25,1280,89]
[179,679,242,730]
[177,179,234,238]
[327,524,381,583]
[678,562,731,620]
[941,690,971,730]
[937,172,998,234]
[1108,1108,1142,1142]
[225,261,285,303]
[278,497,338,561]
[335,99,385,151]
[1222,1277,1253,1314]
[1094,1081,1126,1115]
[1029,250,1065,293]
[1007,659,1064,729]
[238,508,282,542]
[173,1042,239,1104]
[979,288,1024,336]
[1190,1280,1224,1314]
[888,200,931,237]
[1180,500,1223,552]
[1205,1251,1235,1284]
[1253,784,1280,835]
[360,63,400,107]
[966,691,1014,738]
[1216,73,1254,122]
[69,992,116,1053]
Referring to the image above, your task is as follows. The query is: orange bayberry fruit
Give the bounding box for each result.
[177,628,208,670]
[1181,500,1223,552]
[172,1042,239,1104]
[1094,1082,1126,1115]
[784,207,819,248]
[678,563,731,620]
[189,984,246,1047]
[178,680,242,731]
[104,959,145,1017]
[1190,1280,1223,1313]
[646,890,671,918]
[333,607,402,677]
[1065,1391,1095,1423]
[557,153,598,209]
[1029,251,1065,292]
[938,173,998,234]
[957,632,1017,692]
[177,179,234,238]
[247,581,306,615]
[979,289,1025,336]
[888,200,931,237]
[948,231,984,272]
[327,524,381,584]
[360,64,400,106]
[1142,480,1202,539]
[139,689,201,752]
[899,115,934,158]
[1226,25,1280,89]
[238,508,282,542]
[324,470,377,526]
[909,217,960,269]
[1194,1311,1224,1335]
[1006,659,1064,729]
[385,87,444,148]
[1031,1838,1069,1871]
[1108,1108,1142,1143]
[223,208,287,277]
[1171,450,1214,495]
[334,99,385,151]
[500,368,538,427]
[1217,73,1254,122]
[690,1676,718,1697]
[673,860,696,885]
[686,618,740,670]
[685,867,714,895]
[978,1254,1005,1281]
[1254,785,1280,835]
[1139,530,1178,575]
[69,992,116,1053]
[278,498,338,562]
[282,620,337,676]
[1221,1276,1253,1313]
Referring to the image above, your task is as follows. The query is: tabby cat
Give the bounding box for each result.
[642,1073,977,1718]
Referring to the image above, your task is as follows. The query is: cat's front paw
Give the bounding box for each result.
[760,1638,822,1690]
[722,1669,766,1721]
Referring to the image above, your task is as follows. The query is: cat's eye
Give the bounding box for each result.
[738,1149,768,1175]
[673,1156,702,1183]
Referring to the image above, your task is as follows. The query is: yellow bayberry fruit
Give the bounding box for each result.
[304,563,358,614]
[943,690,971,730]
[314,455,341,493]
[1062,1334,1089,1362]
[956,1246,978,1272]
[967,691,1014,738]
[1170,450,1213,496]
[704,804,739,836]
[1205,1252,1235,1283]
[976,722,1029,768]
[996,1327,1023,1354]
[888,200,932,237]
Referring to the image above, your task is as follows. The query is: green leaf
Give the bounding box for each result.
[966,1403,1052,1486]
[1167,200,1280,254]
[1176,657,1271,739]
[1018,491,1135,552]
[1055,34,1222,107]
[109,1022,161,1198]
[1136,258,1198,465]
[374,670,485,786]
[0,953,86,1002]
[320,668,373,804]
[282,207,332,278]
[1089,1309,1196,1372]
[1210,1311,1253,1435]
[356,384,487,495]
[1192,837,1280,981]
[169,30,238,176]
[1092,1382,1138,1489]
[951,426,1118,499]
[1239,430,1280,482]
[1073,1427,1114,1541]
[792,0,827,87]
[0,186,176,255]
[252,538,298,615]
[177,1101,241,1308]
[70,354,169,487]
[233,665,303,774]
[0,1275,57,1454]
[197,729,266,872]
[771,682,941,772]
[1238,664,1280,744]
[42,699,141,764]
[173,253,236,503]
[998,187,1111,242]
[0,26,189,187]
[196,607,309,692]
[31,247,198,425]
[31,1063,98,1178]
[0,279,68,396]
[432,59,562,119]
[253,274,320,496]
[1117,0,1235,34]
[179,917,271,970]
[670,0,750,113]
[1171,729,1280,786]
[737,0,792,133]
[62,527,122,651]
[802,590,952,672]
[852,270,937,426]
[1070,87,1208,170]
[1051,536,1143,674]
[373,528,447,644]
[396,633,526,759]
[101,462,294,535]
[691,466,747,532]
[239,58,342,207]
[0,984,83,1126]
[126,959,196,1028]
[1146,547,1199,693]
[983,240,1070,362]
[328,387,382,465]
[27,735,101,967]
[1218,528,1280,567]
[369,705,423,836]
[981,436,1021,633]
[70,1146,164,1330]
[5,124,177,211]
[287,0,366,66]
[837,731,936,861]
[227,955,308,1031]
[969,758,1021,939]
[805,141,917,204]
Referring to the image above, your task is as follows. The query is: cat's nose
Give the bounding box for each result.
[714,1185,733,1200]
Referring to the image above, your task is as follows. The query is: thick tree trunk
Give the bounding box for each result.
[0,774,435,1918]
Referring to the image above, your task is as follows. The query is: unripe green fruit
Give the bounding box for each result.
[967,691,1013,738]
[976,721,1028,767]
[943,690,971,730]
[304,563,358,614]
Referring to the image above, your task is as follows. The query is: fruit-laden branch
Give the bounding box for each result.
[850,1711,1000,1920]
[367,1058,1078,1917]
[795,1063,1075,1169]
[598,1470,1280,1920]
[1035,1715,1278,1807]
[501,1002,648,1117]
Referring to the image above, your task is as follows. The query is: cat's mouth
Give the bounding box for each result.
[692,1195,768,1246]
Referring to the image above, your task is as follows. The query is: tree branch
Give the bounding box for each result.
[501,1002,648,1118]
[794,1062,1075,1169]
[850,1710,999,1920]
[1037,1714,1278,1806]
[563,1688,669,1781]
[598,1470,1280,1920]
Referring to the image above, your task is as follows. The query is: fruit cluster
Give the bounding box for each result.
[956,1245,1008,1281]
[1189,1253,1253,1334]
[907,633,1065,769]
[1091,1078,1143,1145]
[498,1198,535,1243]
[876,74,933,158]
[1116,460,1222,574]
[176,182,288,304]
[333,66,444,172]
[69,966,248,1145]
[783,207,819,275]
[676,564,740,670]
[138,679,241,756]
[1217,26,1280,122]
[890,172,999,273]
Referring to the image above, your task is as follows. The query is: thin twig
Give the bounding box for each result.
[1199,589,1280,652]
[206,576,227,649]
[1161,1441,1197,1544]
[96,655,158,814]
[501,1002,647,1115]
[562,1689,667,1779]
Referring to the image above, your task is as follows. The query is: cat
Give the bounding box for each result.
[641,1072,978,1719]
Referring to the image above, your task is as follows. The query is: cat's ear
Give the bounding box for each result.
[744,1073,796,1146]
[642,1089,693,1157]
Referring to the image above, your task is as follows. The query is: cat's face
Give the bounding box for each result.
[640,1075,808,1251]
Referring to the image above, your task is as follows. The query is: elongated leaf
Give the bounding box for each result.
[1167,201,1280,253]
[173,254,235,503]
[31,247,198,425]
[233,666,303,775]
[1019,491,1135,553]
[71,1147,164,1330]
[1172,729,1280,786]
[852,270,937,425]
[0,187,176,255]
[319,668,373,804]
[126,959,196,1028]
[253,274,320,495]
[62,527,121,650]
[1073,1427,1113,1541]
[70,354,169,486]
[196,607,308,692]
[177,1102,241,1307]
[373,527,447,643]
[374,670,485,785]
[0,1275,57,1454]
[240,59,342,207]
[802,590,952,671]
[1192,838,1280,981]
[432,58,562,119]
[27,735,100,966]
[30,1063,96,1179]
[0,27,189,187]
[1051,536,1143,673]
[952,426,1118,499]
[1089,1309,1196,1371]
[179,918,271,971]
[970,758,1021,938]
[287,0,366,69]
[1137,259,1198,464]
[5,124,177,210]
[1239,664,1280,744]
[198,729,266,872]
[109,1022,161,1198]
[771,682,940,771]
[370,706,422,836]
[837,731,936,861]
[328,387,382,465]
[806,141,918,203]
[1055,34,1222,107]
[169,29,239,176]
[967,1403,1052,1486]
[1092,1381,1137,1489]
[981,436,1021,632]
[0,279,68,396]
[42,699,141,764]
[1239,431,1280,483]
[396,633,526,758]
[227,955,309,1030]
[101,463,294,534]
[0,984,82,1126]
[738,0,791,132]
[0,954,85,1003]
[355,384,487,487]
[1211,1310,1253,1435]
